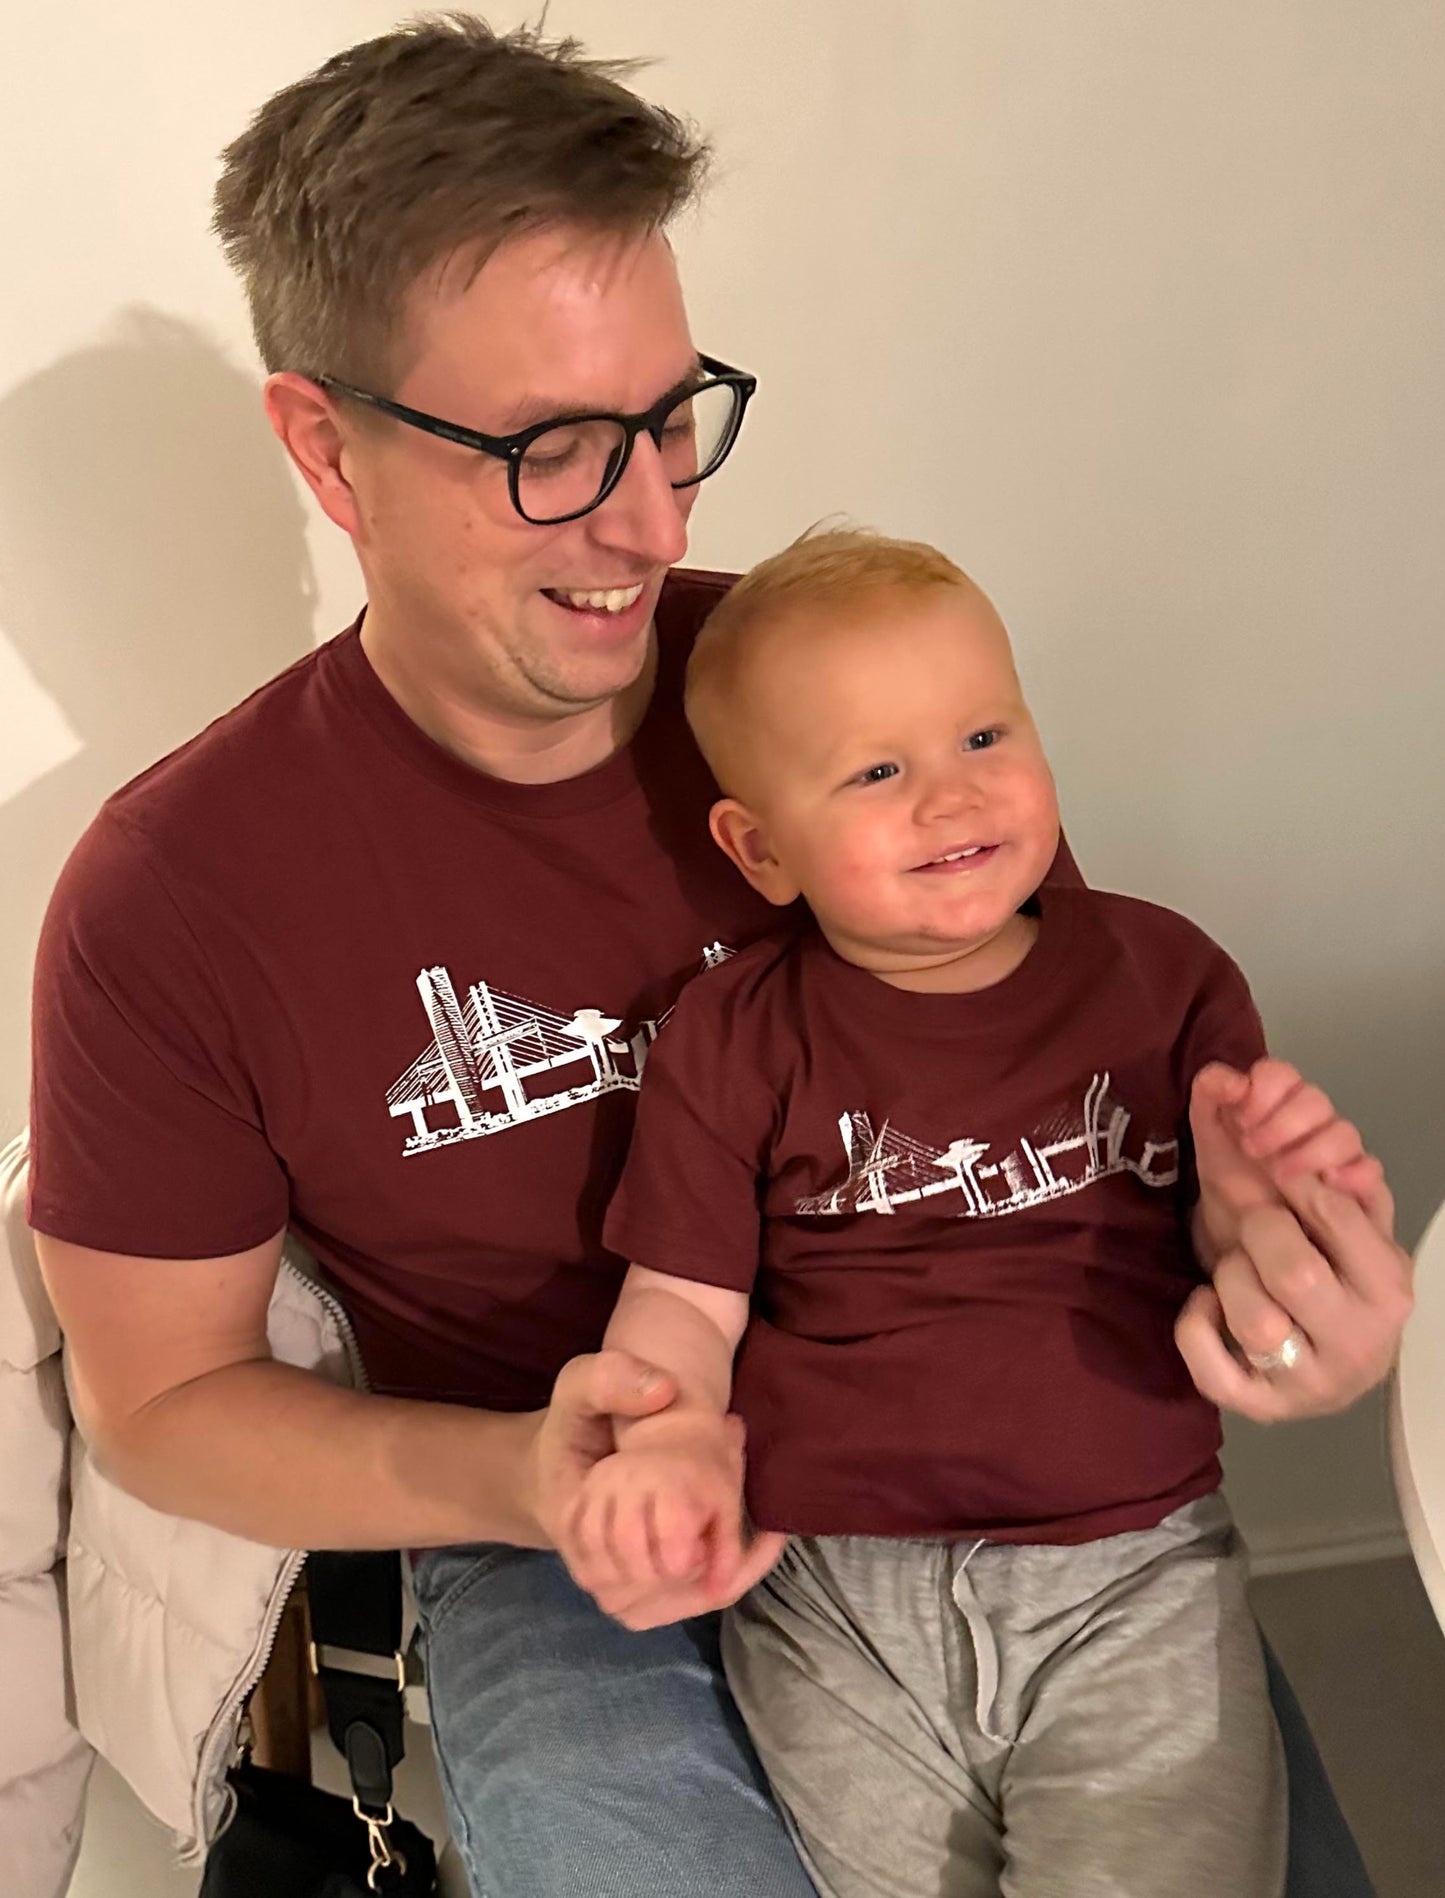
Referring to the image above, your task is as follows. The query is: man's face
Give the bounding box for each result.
[345,227,699,722]
[728,587,1061,971]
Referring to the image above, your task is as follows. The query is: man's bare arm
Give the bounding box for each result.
[37,1231,673,1551]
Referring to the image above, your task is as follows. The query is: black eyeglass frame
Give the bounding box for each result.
[315,353,757,525]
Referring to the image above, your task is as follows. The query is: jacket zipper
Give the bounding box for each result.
[186,1257,371,1860]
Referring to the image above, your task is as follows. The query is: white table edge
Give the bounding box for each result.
[1388,1201,1445,1631]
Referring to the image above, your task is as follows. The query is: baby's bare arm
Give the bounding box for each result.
[604,1265,749,1430]
[557,1266,784,1629]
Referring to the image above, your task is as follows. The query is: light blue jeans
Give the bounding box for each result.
[411,1543,1373,1898]
[411,1543,815,1897]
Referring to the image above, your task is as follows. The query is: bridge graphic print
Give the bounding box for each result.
[794,1072,1180,1218]
[386,944,733,1153]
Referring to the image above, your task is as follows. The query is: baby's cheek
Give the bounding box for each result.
[813,839,896,928]
[1001,775,1058,855]
[1020,766,1061,832]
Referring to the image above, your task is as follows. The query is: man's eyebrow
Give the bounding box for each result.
[491,359,705,433]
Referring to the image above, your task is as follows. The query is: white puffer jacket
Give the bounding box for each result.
[0,1134,91,1898]
[0,1133,365,1895]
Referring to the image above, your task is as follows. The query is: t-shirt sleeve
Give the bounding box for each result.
[1172,938,1269,1211]
[27,809,289,1258]
[1177,944,1268,1082]
[603,968,777,1295]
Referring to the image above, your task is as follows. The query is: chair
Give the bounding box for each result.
[1388,1198,1445,1628]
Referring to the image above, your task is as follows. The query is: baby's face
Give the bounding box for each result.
[725,585,1060,972]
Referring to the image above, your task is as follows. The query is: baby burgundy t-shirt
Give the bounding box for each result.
[604,884,1267,1545]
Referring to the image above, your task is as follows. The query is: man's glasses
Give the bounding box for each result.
[316,353,757,526]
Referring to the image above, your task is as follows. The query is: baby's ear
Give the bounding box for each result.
[709,799,800,907]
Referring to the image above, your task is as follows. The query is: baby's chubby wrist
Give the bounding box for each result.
[613,1402,733,1458]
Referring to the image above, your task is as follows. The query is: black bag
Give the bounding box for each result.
[201,1550,439,1896]
[199,1761,436,1896]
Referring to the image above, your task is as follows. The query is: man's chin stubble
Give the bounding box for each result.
[516,652,650,721]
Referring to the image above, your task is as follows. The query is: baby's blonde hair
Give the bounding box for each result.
[686,526,973,795]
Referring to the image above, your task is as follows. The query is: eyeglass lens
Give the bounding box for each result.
[516,380,739,523]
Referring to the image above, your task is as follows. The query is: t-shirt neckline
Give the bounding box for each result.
[326,614,659,820]
[803,885,1078,1040]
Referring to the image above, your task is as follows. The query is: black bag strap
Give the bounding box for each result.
[305,1550,408,1817]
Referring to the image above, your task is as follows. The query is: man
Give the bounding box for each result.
[29,19,1409,1898]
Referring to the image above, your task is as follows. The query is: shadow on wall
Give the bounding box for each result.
[0,308,318,1139]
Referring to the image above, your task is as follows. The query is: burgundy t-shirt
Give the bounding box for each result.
[28,573,778,1405]
[605,885,1266,1543]
[29,568,1083,1410]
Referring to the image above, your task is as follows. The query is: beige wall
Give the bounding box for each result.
[2,2,1441,1557]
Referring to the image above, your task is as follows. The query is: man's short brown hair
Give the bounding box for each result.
[686,526,973,795]
[213,13,709,387]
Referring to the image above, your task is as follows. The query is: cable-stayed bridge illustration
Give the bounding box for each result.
[387,943,734,1153]
[794,1072,1179,1218]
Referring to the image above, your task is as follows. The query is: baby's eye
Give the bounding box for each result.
[854,762,900,786]
[964,728,1002,752]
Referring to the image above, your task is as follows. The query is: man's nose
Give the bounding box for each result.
[587,433,690,567]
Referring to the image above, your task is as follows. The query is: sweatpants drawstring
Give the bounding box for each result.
[950,1539,1006,1744]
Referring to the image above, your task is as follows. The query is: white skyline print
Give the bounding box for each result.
[793,1072,1179,1219]
[386,942,734,1153]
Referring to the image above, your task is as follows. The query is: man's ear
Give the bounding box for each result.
[262,372,363,538]
[709,799,800,906]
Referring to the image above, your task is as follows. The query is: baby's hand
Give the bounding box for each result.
[559,1410,774,1627]
[1191,1059,1386,1252]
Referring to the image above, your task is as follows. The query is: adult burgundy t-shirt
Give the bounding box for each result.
[29,570,1082,1410]
[605,886,1266,1543]
[27,574,781,1406]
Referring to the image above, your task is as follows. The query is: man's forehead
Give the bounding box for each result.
[487,357,706,432]
[401,226,698,420]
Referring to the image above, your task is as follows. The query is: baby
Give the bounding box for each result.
[570,529,1379,1897]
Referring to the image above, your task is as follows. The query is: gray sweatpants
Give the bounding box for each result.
[722,1494,1285,1898]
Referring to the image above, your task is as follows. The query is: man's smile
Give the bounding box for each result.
[542,582,647,614]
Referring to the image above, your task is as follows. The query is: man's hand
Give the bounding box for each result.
[1178,1062,1412,1421]
[559,1409,785,1630]
[524,1348,679,1548]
